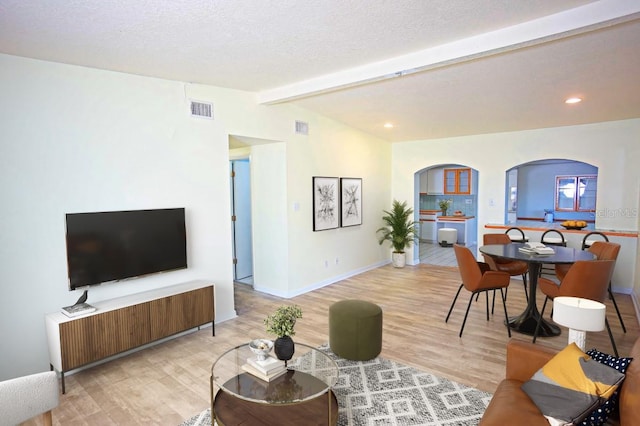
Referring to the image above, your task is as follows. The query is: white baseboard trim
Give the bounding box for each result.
[254,260,390,299]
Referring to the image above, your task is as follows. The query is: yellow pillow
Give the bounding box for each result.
[521,343,625,425]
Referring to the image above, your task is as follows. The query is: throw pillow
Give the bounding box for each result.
[579,349,633,426]
[521,343,625,426]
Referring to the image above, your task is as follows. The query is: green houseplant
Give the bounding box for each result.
[439,199,452,216]
[376,200,419,268]
[264,305,303,361]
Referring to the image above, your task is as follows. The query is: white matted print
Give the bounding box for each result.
[341,178,362,227]
[313,176,339,231]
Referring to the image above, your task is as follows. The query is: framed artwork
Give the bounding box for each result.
[312,176,340,231]
[340,177,362,227]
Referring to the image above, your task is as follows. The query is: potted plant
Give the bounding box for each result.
[376,200,419,268]
[439,199,452,216]
[264,305,303,362]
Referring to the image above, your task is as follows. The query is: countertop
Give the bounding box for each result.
[439,215,475,220]
[485,220,637,237]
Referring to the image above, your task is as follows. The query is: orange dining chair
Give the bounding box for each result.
[482,233,529,301]
[539,229,566,278]
[446,244,511,338]
[555,240,626,333]
[533,259,618,356]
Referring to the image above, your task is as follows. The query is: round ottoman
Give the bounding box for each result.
[329,300,382,361]
[438,227,457,246]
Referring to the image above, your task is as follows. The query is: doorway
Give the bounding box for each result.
[230,159,253,284]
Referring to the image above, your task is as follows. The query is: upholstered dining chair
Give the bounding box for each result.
[533,259,618,356]
[539,229,567,278]
[540,229,566,247]
[482,233,529,301]
[505,227,528,242]
[0,370,59,426]
[555,240,626,333]
[446,244,511,338]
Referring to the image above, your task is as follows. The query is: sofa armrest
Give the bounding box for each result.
[505,340,556,382]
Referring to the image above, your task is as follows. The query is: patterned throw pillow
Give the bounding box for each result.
[521,343,625,425]
[579,349,633,426]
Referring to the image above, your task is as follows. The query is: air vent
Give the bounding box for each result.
[190,101,213,119]
[295,120,309,135]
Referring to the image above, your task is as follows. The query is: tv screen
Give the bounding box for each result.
[65,208,187,290]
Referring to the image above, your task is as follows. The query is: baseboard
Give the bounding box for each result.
[253,260,389,299]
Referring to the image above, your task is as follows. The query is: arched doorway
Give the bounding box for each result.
[416,164,479,266]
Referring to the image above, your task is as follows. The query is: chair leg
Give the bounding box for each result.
[522,273,529,302]
[485,291,490,321]
[500,288,511,338]
[458,293,476,337]
[532,297,549,344]
[491,289,496,315]
[445,284,464,323]
[605,318,619,357]
[608,284,627,333]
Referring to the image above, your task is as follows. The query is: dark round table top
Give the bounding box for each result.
[479,243,596,264]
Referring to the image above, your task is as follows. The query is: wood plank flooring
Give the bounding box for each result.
[34,264,639,425]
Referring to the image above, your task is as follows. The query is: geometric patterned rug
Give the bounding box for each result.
[181,344,491,426]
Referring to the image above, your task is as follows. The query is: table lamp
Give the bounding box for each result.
[553,296,606,351]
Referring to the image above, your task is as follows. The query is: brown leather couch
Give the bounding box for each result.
[480,337,640,425]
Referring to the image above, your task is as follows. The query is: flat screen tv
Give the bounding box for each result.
[65,208,187,290]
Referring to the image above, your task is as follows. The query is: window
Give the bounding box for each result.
[555,175,597,212]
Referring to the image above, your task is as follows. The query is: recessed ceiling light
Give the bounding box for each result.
[383,123,394,128]
[565,97,582,104]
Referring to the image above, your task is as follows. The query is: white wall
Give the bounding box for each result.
[392,119,640,303]
[0,54,392,380]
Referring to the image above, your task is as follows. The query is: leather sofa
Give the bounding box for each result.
[480,337,640,425]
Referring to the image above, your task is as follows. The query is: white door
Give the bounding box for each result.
[230,160,253,282]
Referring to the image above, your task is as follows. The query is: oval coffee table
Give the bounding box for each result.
[210,342,339,426]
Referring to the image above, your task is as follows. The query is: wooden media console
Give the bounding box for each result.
[45,280,214,393]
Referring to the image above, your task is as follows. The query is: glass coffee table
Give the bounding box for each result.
[210,342,339,426]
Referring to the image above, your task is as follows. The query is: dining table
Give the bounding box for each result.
[478,243,596,337]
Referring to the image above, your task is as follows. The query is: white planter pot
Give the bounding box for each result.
[391,252,406,268]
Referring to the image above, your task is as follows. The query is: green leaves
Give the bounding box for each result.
[264,305,303,337]
[376,200,419,253]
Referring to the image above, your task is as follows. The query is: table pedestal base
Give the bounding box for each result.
[507,309,560,337]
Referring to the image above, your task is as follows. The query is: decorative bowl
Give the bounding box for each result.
[249,339,273,360]
[562,225,586,230]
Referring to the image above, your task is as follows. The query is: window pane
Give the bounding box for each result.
[556,177,576,210]
[578,176,597,211]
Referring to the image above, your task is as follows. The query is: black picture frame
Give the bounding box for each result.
[340,177,362,227]
[312,176,340,231]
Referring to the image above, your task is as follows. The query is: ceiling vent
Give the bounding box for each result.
[190,101,213,119]
[295,120,309,135]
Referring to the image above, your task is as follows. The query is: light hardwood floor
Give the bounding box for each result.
[36,264,638,425]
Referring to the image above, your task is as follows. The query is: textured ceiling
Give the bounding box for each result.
[1,0,639,141]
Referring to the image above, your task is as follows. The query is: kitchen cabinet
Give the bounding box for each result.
[420,218,437,242]
[444,168,472,195]
[419,171,429,193]
[426,168,444,194]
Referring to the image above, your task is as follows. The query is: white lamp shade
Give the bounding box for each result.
[553,297,606,332]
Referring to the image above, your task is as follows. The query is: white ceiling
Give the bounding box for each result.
[1,0,639,141]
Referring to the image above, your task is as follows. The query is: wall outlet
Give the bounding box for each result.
[324,260,329,268]
[465,199,472,204]
[335,257,339,265]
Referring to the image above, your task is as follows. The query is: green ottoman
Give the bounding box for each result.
[329,299,382,361]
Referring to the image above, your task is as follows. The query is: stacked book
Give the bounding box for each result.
[518,243,555,255]
[242,356,287,382]
[61,302,96,317]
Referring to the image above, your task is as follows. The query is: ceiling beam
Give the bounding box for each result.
[257,0,640,104]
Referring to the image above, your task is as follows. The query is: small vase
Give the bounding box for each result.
[274,336,295,361]
[441,209,447,216]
